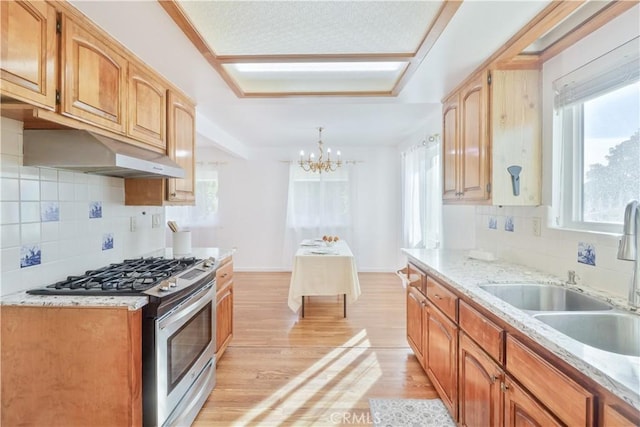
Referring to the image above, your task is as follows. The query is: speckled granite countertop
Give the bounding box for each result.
[402,248,640,410]
[1,247,234,311]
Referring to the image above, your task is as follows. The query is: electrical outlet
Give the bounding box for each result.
[532,217,541,236]
[130,216,137,232]
[152,214,161,228]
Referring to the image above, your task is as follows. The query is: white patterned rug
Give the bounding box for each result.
[368,398,455,427]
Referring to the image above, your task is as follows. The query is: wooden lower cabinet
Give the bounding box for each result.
[459,332,503,427]
[216,280,233,363]
[503,376,562,427]
[426,301,458,419]
[506,335,594,426]
[601,401,640,427]
[215,258,234,363]
[407,286,426,368]
[1,305,142,426]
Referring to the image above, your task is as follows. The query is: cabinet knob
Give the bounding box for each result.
[490,375,498,383]
[171,192,177,197]
[500,382,510,392]
[433,294,442,300]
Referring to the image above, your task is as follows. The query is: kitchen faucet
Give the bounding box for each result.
[617,200,640,306]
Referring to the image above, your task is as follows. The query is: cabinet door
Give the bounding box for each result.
[0,0,57,109]
[601,402,640,427]
[442,94,459,200]
[215,281,233,362]
[458,332,503,427]
[426,302,458,420]
[504,376,562,427]
[128,63,167,150]
[459,73,490,201]
[491,69,541,206]
[167,91,195,204]
[60,14,127,133]
[506,335,594,426]
[407,286,425,368]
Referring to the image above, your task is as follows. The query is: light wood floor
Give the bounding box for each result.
[193,272,436,427]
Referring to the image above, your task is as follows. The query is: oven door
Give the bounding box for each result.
[155,281,216,426]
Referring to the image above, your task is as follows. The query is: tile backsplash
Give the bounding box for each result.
[0,117,165,296]
[473,205,632,298]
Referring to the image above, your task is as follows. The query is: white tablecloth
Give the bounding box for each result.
[287,240,361,313]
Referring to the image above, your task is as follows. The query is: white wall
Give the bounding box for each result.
[168,144,402,272]
[0,117,166,296]
[443,6,640,298]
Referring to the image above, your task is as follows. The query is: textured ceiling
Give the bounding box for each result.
[171,0,448,95]
[178,1,442,56]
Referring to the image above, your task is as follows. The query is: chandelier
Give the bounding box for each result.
[299,127,342,173]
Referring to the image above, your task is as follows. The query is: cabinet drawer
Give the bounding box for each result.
[459,300,503,363]
[426,276,458,321]
[216,259,233,290]
[506,335,594,426]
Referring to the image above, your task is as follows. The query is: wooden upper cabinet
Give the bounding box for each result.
[459,73,490,201]
[167,90,196,204]
[128,63,167,151]
[442,94,459,201]
[442,72,490,203]
[0,0,57,110]
[60,14,127,134]
[491,69,541,206]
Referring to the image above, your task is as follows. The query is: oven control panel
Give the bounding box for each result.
[148,257,217,295]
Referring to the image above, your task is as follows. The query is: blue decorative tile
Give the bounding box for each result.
[20,244,41,268]
[89,201,102,219]
[488,217,497,230]
[102,233,114,251]
[577,242,596,266]
[504,216,514,232]
[40,201,60,222]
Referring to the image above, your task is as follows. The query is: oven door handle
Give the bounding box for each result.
[158,282,214,331]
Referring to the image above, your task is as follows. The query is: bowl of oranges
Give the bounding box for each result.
[322,235,339,246]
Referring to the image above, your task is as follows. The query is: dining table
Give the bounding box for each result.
[288,239,361,317]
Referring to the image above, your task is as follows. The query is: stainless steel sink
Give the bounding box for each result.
[533,312,640,357]
[479,284,612,311]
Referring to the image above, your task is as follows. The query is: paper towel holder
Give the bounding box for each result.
[507,165,522,196]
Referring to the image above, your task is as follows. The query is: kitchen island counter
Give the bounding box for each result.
[402,248,640,411]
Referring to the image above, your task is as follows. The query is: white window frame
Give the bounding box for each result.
[554,37,639,234]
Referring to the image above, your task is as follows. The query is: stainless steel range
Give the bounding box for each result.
[27,256,218,427]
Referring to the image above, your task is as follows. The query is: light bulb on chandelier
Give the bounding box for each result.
[298,127,342,173]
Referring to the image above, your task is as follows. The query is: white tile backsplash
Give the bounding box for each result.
[0,117,166,296]
[20,179,40,200]
[0,201,20,224]
[19,166,40,180]
[1,224,20,248]
[20,223,41,244]
[456,203,635,299]
[1,179,19,201]
[20,202,40,223]
[40,181,58,200]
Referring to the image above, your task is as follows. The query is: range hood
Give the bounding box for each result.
[23,130,185,179]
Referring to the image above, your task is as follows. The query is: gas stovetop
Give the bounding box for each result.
[27,257,204,296]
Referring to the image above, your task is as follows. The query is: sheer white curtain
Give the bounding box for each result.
[401,141,441,249]
[283,164,354,267]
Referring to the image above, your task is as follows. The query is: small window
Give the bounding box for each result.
[554,37,640,232]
